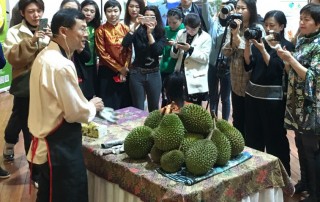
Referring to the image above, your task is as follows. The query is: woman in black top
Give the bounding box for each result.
[122,6,166,112]
[243,10,294,176]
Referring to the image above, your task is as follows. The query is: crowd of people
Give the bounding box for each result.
[0,0,319,201]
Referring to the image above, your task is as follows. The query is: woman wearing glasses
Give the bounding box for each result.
[277,4,320,201]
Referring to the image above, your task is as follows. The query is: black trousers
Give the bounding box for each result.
[231,91,246,137]
[245,95,291,176]
[4,96,40,180]
[298,134,320,199]
[98,66,132,110]
[4,96,31,155]
[79,64,98,100]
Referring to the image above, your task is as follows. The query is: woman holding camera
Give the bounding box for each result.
[243,10,294,176]
[222,0,261,137]
[277,3,320,201]
[122,6,166,112]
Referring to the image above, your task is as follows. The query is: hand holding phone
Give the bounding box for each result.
[140,16,156,24]
[38,18,48,31]
[177,42,186,45]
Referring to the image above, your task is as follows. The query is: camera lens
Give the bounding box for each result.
[244,28,262,40]
[229,20,237,29]
[221,4,234,15]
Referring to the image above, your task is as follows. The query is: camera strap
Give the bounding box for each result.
[214,24,229,68]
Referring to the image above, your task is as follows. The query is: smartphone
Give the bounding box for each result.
[141,16,156,24]
[38,18,48,31]
[177,42,186,45]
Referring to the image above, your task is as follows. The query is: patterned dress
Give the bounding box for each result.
[284,31,320,135]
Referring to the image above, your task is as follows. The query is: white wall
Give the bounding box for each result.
[7,0,126,23]
[256,0,308,40]
[7,0,308,40]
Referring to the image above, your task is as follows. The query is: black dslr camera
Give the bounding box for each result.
[221,0,237,14]
[227,13,242,29]
[244,27,263,40]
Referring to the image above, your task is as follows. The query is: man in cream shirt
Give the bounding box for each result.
[28,9,104,202]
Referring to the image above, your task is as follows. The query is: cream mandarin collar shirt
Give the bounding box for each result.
[27,41,96,164]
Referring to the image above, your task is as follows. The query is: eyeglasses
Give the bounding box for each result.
[79,26,88,34]
[62,26,88,34]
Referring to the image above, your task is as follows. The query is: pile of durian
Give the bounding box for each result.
[124,104,245,176]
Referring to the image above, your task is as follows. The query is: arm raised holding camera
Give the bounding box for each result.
[146,21,156,45]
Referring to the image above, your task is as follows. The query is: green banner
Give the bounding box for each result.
[0,0,11,92]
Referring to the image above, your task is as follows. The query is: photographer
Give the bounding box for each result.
[277,4,320,201]
[222,0,261,137]
[202,0,234,120]
[243,10,294,177]
[122,6,166,112]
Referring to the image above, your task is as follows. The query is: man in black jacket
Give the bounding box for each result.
[178,0,207,32]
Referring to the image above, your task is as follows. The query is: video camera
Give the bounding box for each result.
[244,27,263,40]
[221,0,237,15]
[226,13,242,29]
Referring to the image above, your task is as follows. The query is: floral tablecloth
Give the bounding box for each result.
[82,107,294,202]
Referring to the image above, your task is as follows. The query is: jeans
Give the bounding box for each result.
[129,68,162,112]
[208,64,231,120]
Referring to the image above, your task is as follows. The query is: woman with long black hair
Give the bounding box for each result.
[222,0,262,137]
[122,6,166,112]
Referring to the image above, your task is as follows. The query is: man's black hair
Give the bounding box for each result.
[51,8,85,36]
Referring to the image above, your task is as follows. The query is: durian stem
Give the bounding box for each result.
[207,129,214,140]
[169,101,175,114]
[213,117,217,130]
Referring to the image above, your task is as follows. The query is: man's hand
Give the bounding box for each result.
[90,97,104,112]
